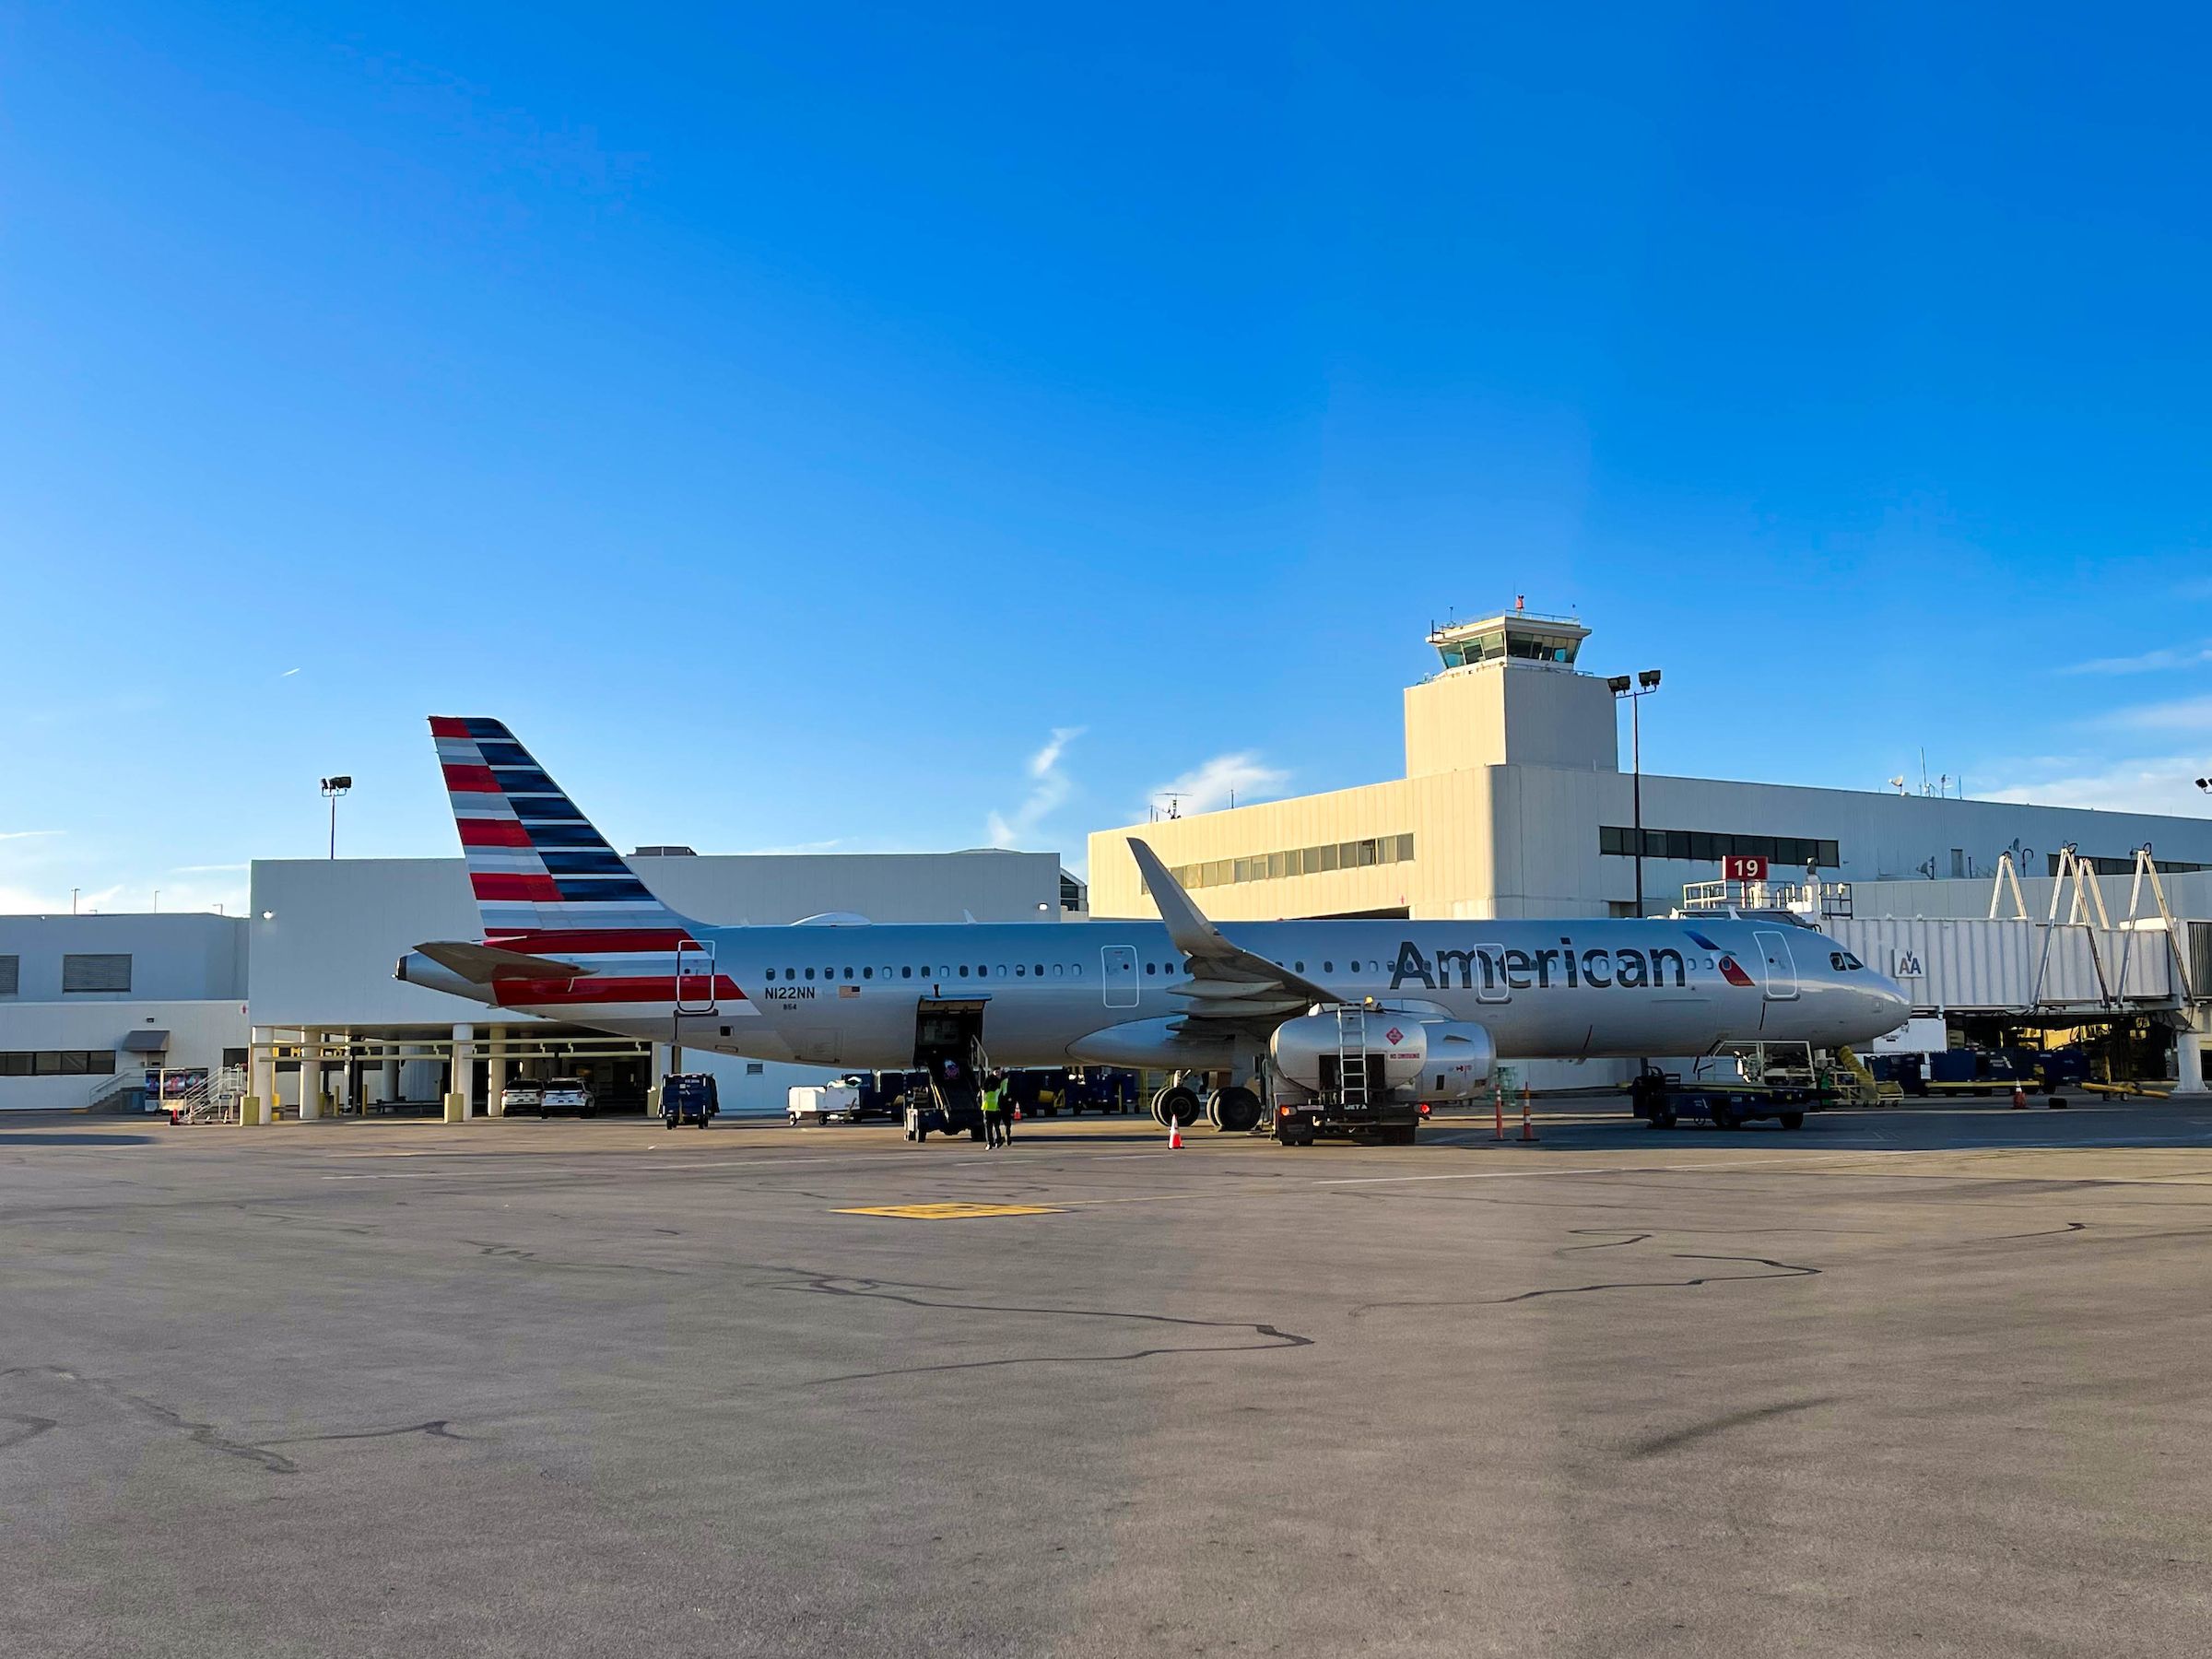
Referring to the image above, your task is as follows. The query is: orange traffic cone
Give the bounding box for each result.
[2011,1086,2027,1110]
[1168,1117,1183,1149]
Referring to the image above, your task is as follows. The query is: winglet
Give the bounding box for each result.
[1127,839,1230,959]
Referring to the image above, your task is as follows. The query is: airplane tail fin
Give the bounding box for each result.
[428,717,691,941]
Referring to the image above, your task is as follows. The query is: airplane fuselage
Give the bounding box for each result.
[445,913,1905,1072]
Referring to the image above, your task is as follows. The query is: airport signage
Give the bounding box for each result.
[1723,854,1769,882]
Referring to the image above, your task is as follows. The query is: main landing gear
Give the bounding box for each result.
[1147,1077,1265,1135]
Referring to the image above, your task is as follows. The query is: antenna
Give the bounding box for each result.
[1888,775,1907,794]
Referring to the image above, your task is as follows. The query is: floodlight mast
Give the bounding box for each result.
[319,775,352,859]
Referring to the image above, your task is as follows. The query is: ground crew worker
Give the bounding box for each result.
[981,1073,1006,1148]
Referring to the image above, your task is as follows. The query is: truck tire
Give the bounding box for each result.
[1648,1105,1677,1130]
[1779,1112,1806,1130]
[1710,1101,1740,1131]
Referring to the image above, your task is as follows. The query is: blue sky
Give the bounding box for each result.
[6,3,2211,913]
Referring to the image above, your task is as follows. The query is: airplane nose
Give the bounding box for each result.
[1865,972,1910,1030]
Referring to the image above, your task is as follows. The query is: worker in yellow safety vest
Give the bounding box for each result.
[981,1074,1006,1148]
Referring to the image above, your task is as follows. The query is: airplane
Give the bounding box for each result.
[397,717,1911,1141]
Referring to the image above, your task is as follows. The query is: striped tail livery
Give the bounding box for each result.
[409,717,749,1018]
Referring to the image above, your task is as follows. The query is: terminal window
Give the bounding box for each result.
[2051,853,2212,877]
[1600,827,1841,868]
[61,954,131,994]
[0,955,16,996]
[1156,832,1416,892]
[0,1050,117,1076]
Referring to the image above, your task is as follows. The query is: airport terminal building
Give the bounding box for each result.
[1089,609,2212,924]
[0,850,1073,1113]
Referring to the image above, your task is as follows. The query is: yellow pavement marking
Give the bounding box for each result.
[836,1202,1065,1219]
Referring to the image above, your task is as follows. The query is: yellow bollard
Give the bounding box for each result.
[240,1094,263,1127]
[443,1090,465,1124]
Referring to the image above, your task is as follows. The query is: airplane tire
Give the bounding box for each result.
[1213,1086,1263,1135]
[1157,1086,1202,1127]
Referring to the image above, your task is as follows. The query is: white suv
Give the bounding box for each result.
[541,1077,595,1119]
[500,1080,545,1116]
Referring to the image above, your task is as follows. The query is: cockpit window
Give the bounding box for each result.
[1830,951,1865,971]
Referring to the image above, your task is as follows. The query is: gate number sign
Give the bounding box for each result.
[1723,854,1769,882]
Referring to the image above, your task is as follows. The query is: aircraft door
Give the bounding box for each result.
[1753,930,1797,1001]
[1474,944,1510,1004]
[1102,945,1139,1009]
[676,939,718,1014]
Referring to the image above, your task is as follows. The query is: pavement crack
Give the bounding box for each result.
[0,1366,297,1474]
[1559,1230,1653,1253]
[458,1239,686,1277]
[1627,1395,1838,1458]
[1352,1253,1820,1315]
[782,1273,1312,1383]
[266,1419,471,1446]
[0,1413,57,1452]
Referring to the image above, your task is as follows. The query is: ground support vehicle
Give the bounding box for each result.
[1265,1006,1421,1147]
[1631,1044,1825,1130]
[661,1073,718,1129]
[500,1080,544,1114]
[902,1003,988,1144]
[789,1082,861,1126]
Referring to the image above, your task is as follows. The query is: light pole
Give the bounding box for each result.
[319,775,352,859]
[1606,671,1662,917]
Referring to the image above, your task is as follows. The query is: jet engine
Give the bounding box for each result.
[1269,1013,1495,1100]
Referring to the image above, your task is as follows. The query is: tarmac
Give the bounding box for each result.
[6,1100,2212,1657]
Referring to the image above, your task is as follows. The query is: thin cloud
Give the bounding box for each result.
[1979,755,2210,817]
[988,727,1084,849]
[1148,751,1289,817]
[0,830,63,841]
[280,667,302,677]
[171,862,249,874]
[2063,642,2212,676]
[2089,696,2212,733]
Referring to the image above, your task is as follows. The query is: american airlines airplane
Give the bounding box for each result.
[397,718,1909,1139]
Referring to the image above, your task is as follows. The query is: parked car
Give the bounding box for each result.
[500,1080,545,1115]
[541,1077,595,1118]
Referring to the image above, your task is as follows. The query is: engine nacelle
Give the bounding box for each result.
[1269,1013,1495,1100]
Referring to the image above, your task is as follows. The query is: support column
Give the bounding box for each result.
[2176,1015,2208,1096]
[248,1028,275,1127]
[488,1028,508,1118]
[650,1041,670,1116]
[448,1023,476,1123]
[381,1052,401,1111]
[299,1028,323,1122]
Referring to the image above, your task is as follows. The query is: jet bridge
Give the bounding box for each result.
[1685,845,2200,1021]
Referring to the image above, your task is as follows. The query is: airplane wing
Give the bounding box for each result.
[412,940,597,984]
[1126,839,1333,1031]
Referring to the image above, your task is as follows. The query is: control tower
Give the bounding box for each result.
[1404,603,1618,776]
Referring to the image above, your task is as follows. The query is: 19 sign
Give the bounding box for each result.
[1722,853,1769,882]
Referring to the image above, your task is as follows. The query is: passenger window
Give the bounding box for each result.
[804,968,815,981]
[1324,961,1335,972]
[1146,962,1156,975]
[995,965,1006,977]
[1015,964,1026,977]
[1033,963,1043,976]
[844,967,854,980]
[901,966,912,979]
[863,967,873,980]
[959,965,970,978]
[1295,961,1304,972]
